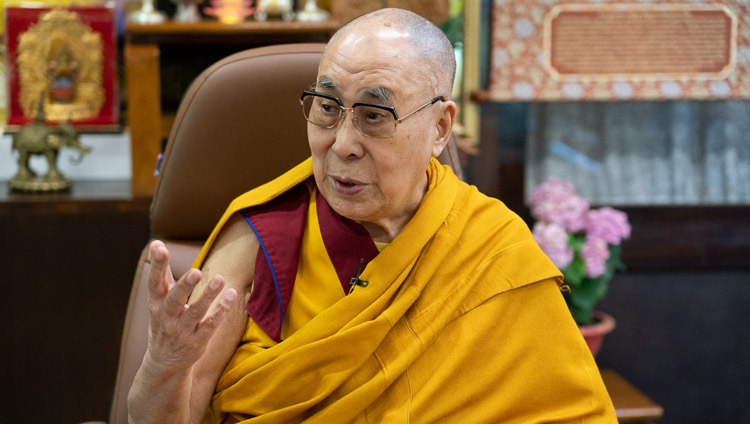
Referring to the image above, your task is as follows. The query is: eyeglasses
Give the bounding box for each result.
[300,91,444,139]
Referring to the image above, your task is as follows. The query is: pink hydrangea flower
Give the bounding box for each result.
[586,206,631,245]
[581,237,610,278]
[530,177,589,232]
[532,222,574,269]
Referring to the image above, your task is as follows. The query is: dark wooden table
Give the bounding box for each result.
[602,369,664,423]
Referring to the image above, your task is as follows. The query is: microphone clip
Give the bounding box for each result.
[349,258,370,288]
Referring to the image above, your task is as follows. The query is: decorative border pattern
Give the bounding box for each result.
[488,0,750,101]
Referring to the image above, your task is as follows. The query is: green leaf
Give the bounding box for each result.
[569,234,586,253]
[570,279,599,309]
[569,304,594,325]
[593,276,609,299]
[564,278,600,325]
[607,244,626,272]
[564,295,594,324]
[563,258,586,286]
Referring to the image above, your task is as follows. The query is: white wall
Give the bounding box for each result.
[0,131,132,180]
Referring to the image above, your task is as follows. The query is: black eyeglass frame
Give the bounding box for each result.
[300,91,444,138]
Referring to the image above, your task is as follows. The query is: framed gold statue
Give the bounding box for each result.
[4,6,118,130]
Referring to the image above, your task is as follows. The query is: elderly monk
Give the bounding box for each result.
[128,7,617,424]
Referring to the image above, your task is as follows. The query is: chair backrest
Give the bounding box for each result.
[109,43,463,424]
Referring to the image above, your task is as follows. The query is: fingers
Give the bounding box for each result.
[164,271,238,331]
[183,274,225,322]
[173,275,238,345]
[195,288,238,339]
[148,240,174,300]
[163,268,202,315]
[144,239,240,369]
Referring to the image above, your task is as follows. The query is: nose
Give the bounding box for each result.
[331,109,364,159]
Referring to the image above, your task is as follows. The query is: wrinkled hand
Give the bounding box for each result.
[146,240,237,369]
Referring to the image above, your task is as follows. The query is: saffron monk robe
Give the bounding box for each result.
[128,7,617,424]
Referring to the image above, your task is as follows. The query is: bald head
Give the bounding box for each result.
[324,8,456,97]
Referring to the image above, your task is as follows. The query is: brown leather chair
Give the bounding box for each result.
[101,42,463,424]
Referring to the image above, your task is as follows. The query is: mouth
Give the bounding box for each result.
[331,175,367,195]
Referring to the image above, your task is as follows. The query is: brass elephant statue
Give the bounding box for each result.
[10,120,92,192]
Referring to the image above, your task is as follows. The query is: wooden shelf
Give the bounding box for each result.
[125,19,339,196]
[0,180,149,203]
[126,20,339,39]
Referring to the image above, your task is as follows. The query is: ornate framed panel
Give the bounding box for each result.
[485,0,750,101]
[4,7,118,130]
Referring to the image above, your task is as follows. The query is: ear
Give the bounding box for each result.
[431,100,457,157]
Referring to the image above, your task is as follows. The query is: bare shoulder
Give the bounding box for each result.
[187,211,259,420]
[201,211,259,294]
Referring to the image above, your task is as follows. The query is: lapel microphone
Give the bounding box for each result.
[349,258,370,288]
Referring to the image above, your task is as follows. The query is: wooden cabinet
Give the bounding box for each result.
[124,20,339,196]
[0,181,151,423]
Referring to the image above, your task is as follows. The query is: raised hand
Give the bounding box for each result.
[130,219,255,423]
[146,240,238,369]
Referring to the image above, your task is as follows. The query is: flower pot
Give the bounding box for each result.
[578,311,616,357]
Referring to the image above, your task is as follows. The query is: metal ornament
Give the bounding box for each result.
[254,0,295,21]
[128,0,167,24]
[297,0,329,22]
[171,0,200,22]
[9,93,92,192]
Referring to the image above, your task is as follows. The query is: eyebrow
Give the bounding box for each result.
[362,86,391,103]
[314,76,337,91]
[313,77,392,104]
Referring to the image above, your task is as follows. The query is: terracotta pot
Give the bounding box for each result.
[578,311,616,357]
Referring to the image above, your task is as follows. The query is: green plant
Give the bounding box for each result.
[530,177,630,325]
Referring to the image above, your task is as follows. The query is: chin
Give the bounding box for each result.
[327,193,379,225]
[325,193,373,222]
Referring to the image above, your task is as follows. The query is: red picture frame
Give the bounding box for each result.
[4,6,118,130]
